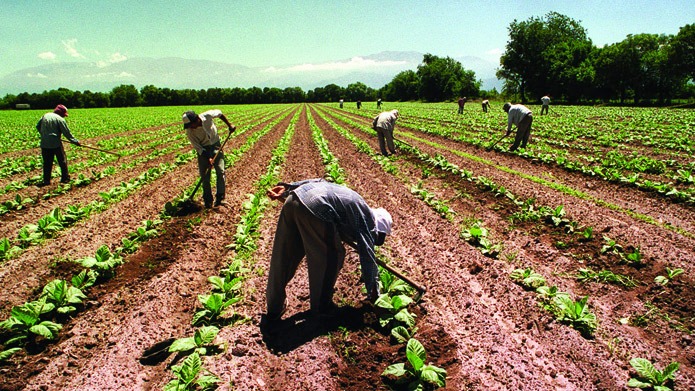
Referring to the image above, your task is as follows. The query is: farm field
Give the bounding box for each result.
[0,102,693,390]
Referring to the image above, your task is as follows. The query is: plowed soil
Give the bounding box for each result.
[0,104,692,391]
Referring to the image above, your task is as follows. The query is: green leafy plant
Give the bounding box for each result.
[0,347,22,362]
[0,237,22,261]
[0,298,62,345]
[192,292,241,326]
[74,245,124,278]
[654,268,684,286]
[169,326,221,356]
[378,266,414,297]
[460,223,501,258]
[510,268,546,290]
[382,338,447,390]
[553,295,597,337]
[601,235,623,255]
[391,325,418,345]
[627,357,679,390]
[622,247,644,266]
[41,279,88,315]
[163,352,220,391]
[374,293,416,329]
[71,269,97,290]
[579,226,594,242]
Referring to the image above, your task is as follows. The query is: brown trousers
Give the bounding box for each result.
[266,195,345,316]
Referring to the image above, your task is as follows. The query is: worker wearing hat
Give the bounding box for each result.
[36,104,81,186]
[503,102,533,152]
[182,109,235,208]
[265,178,393,321]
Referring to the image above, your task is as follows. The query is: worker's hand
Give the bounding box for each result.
[208,158,214,167]
[75,141,81,146]
[229,125,236,133]
[267,185,286,200]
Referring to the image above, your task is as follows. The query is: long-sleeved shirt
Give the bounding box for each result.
[373,110,398,132]
[507,104,532,132]
[36,112,79,149]
[185,109,223,155]
[541,96,550,105]
[282,179,380,295]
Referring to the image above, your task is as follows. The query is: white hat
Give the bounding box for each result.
[371,207,392,235]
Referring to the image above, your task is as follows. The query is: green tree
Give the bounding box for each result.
[416,54,480,102]
[498,12,592,102]
[383,70,419,101]
[110,84,141,107]
[669,24,694,83]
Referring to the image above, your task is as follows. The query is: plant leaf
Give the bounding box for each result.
[406,339,426,372]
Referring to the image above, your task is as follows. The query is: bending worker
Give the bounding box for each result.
[265,178,392,321]
[503,102,533,152]
[372,109,399,156]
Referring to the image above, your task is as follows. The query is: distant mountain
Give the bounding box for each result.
[0,51,502,95]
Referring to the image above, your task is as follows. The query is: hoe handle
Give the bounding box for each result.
[375,258,427,299]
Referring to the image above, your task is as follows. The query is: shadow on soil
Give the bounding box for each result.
[260,305,370,354]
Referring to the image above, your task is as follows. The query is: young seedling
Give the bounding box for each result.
[192,292,241,326]
[654,268,683,286]
[0,297,62,345]
[169,326,221,356]
[374,293,416,330]
[553,295,598,337]
[41,279,88,315]
[627,357,679,390]
[163,352,220,391]
[382,338,447,390]
[510,268,547,290]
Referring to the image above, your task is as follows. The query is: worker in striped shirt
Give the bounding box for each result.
[265,178,392,321]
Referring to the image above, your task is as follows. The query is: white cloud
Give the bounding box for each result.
[38,51,56,60]
[27,73,48,78]
[96,52,128,68]
[263,57,407,73]
[62,39,85,58]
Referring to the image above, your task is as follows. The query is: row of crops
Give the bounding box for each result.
[0,102,692,390]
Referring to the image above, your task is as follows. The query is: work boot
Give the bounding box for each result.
[204,201,213,209]
[60,177,71,184]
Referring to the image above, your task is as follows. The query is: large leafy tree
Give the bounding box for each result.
[382,70,419,101]
[669,23,695,83]
[416,54,480,102]
[498,12,592,102]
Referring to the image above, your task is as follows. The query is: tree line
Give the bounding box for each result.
[498,13,693,104]
[1,12,692,109]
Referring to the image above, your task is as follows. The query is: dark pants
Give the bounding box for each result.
[541,105,549,115]
[376,127,396,156]
[458,105,464,114]
[41,145,69,184]
[196,147,225,205]
[510,114,533,151]
[266,195,344,316]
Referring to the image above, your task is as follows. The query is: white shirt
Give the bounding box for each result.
[185,109,223,155]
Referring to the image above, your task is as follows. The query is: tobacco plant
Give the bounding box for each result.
[654,268,684,286]
[163,352,220,391]
[74,245,124,279]
[192,292,241,326]
[510,268,546,290]
[375,293,416,330]
[627,357,679,390]
[41,279,88,315]
[0,297,62,345]
[382,338,447,390]
[169,326,221,356]
[552,295,598,337]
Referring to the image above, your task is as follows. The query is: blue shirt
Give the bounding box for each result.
[283,179,380,296]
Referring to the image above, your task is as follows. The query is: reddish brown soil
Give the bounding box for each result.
[0,104,692,391]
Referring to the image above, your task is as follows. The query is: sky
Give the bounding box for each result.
[1,0,693,80]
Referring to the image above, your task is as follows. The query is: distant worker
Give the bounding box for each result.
[36,104,81,186]
[377,98,382,109]
[502,102,533,152]
[357,100,362,109]
[265,178,392,321]
[372,109,399,156]
[182,109,236,208]
[339,99,344,109]
[540,95,550,115]
[481,99,490,113]
[457,96,467,114]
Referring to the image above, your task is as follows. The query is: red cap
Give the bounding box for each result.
[54,104,68,116]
